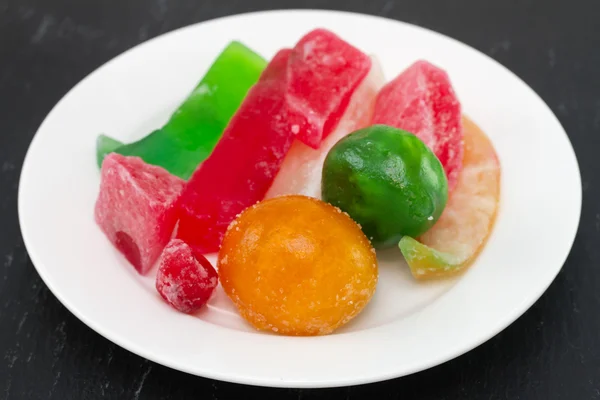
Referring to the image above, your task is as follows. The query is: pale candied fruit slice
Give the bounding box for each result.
[399,117,500,279]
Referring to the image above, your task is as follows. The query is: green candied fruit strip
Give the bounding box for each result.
[398,236,463,280]
[96,41,267,179]
[164,41,267,140]
[96,135,123,167]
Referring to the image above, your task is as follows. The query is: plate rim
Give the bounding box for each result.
[18,8,582,388]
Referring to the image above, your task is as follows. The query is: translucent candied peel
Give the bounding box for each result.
[399,117,501,279]
[218,195,378,336]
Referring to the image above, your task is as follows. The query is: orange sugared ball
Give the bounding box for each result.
[218,195,378,336]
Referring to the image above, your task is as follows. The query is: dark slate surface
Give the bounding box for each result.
[1,0,598,398]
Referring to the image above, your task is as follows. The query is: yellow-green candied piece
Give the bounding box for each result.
[399,236,463,279]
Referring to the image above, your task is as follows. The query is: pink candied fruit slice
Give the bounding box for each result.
[372,60,463,191]
[177,29,371,253]
[156,239,218,313]
[266,56,385,199]
[94,154,184,274]
[287,28,372,148]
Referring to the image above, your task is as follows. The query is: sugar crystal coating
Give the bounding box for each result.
[156,239,218,313]
[94,154,184,274]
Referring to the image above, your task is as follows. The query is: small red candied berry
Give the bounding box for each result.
[156,239,218,313]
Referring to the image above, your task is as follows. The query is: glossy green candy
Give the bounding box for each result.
[321,124,448,248]
[96,41,267,179]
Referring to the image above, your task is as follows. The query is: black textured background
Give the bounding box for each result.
[1,0,598,399]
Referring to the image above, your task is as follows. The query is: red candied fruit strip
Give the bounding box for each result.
[177,49,294,253]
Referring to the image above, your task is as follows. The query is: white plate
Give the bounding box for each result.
[18,10,581,388]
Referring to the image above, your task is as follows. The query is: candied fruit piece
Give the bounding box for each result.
[287,28,372,148]
[94,154,184,274]
[156,239,218,313]
[373,60,463,191]
[322,125,448,249]
[218,195,378,336]
[176,49,294,254]
[399,117,501,279]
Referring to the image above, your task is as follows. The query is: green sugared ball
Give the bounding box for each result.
[321,124,448,248]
